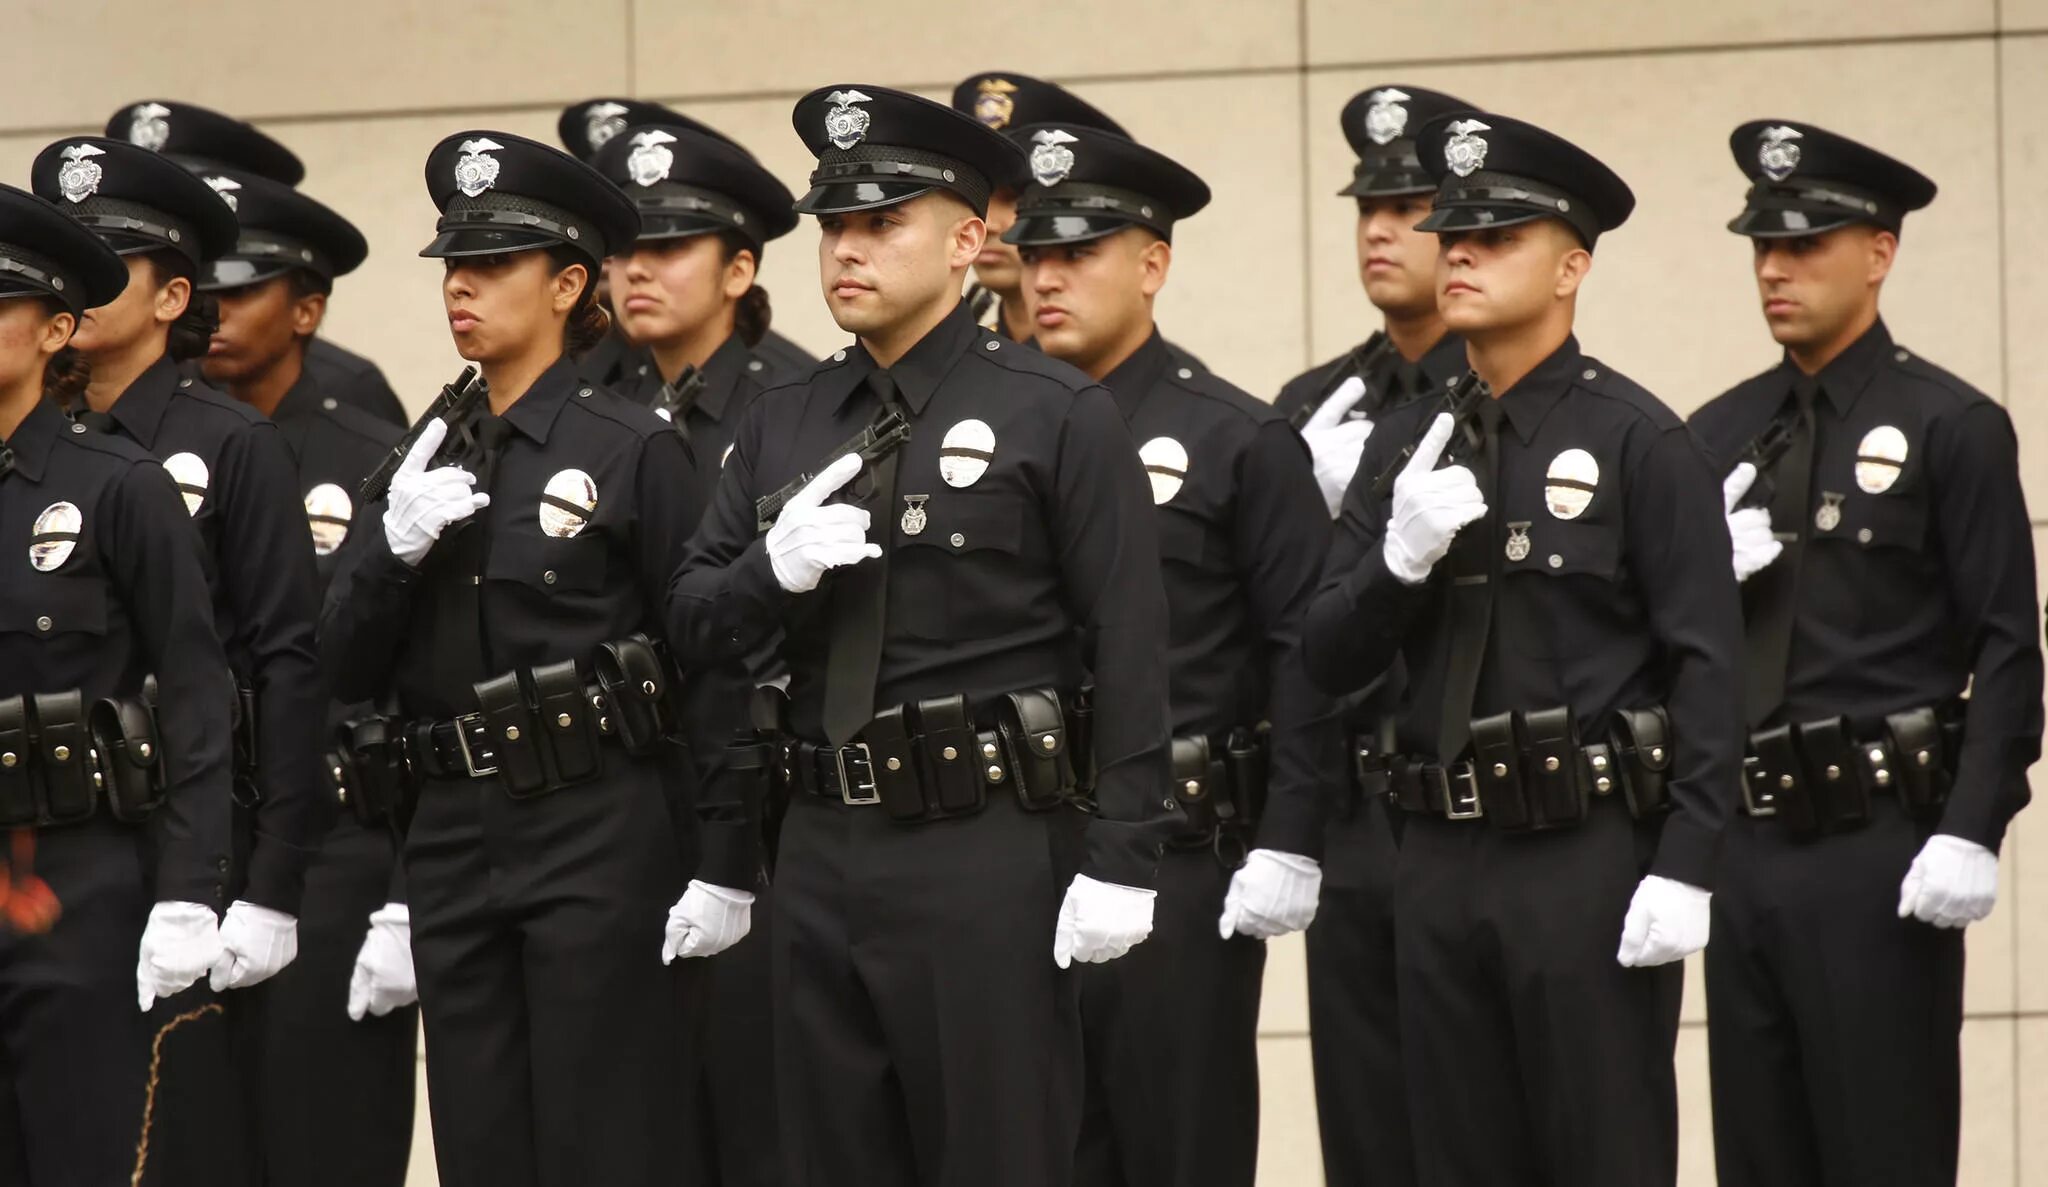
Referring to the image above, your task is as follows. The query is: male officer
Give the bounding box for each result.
[1272,84,1471,1187]
[107,99,410,428]
[950,74,1126,345]
[1302,112,1743,1187]
[1009,123,1336,1187]
[1691,121,2041,1187]
[668,85,1172,1186]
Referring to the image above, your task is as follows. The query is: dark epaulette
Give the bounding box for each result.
[1570,356,1683,432]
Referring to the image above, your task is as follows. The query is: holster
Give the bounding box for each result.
[32,691,94,824]
[1221,727,1268,830]
[592,634,674,757]
[1170,735,1222,838]
[1610,706,1673,819]
[89,694,163,824]
[999,688,1070,812]
[333,714,408,829]
[1886,706,1951,813]
[0,696,33,827]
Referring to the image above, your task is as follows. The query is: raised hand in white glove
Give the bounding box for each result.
[1898,834,1999,929]
[1301,377,1375,517]
[1218,849,1323,939]
[137,901,223,1011]
[209,900,299,991]
[662,880,756,962]
[1616,875,1712,968]
[347,904,418,1022]
[382,418,490,567]
[1722,462,1783,583]
[1053,874,1156,969]
[767,452,883,594]
[1383,412,1488,585]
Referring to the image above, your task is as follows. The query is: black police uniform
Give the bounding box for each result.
[0,183,235,1187]
[189,166,417,1186]
[1001,125,1336,1187]
[668,85,1173,1187]
[592,119,801,1187]
[1302,113,1744,1187]
[1689,122,2042,1187]
[320,130,712,1187]
[106,99,410,430]
[1270,83,1470,1187]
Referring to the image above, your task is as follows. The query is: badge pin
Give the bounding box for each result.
[127,103,171,153]
[453,138,505,198]
[28,502,82,573]
[938,419,996,488]
[1758,125,1804,183]
[1029,128,1079,188]
[824,90,874,151]
[540,468,599,539]
[584,101,630,152]
[1543,448,1600,520]
[1854,425,1909,495]
[1815,491,1845,533]
[626,129,676,188]
[1443,119,1491,179]
[204,175,241,213]
[900,494,929,536]
[162,452,210,517]
[1504,521,1532,563]
[1138,436,1189,506]
[974,78,1019,130]
[1364,88,1411,146]
[303,483,353,557]
[56,144,106,205]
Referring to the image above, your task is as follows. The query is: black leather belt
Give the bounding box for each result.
[1740,705,1957,832]
[1359,706,1673,828]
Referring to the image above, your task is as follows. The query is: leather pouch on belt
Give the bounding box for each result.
[475,672,548,796]
[1001,688,1069,812]
[1171,735,1220,835]
[90,694,163,824]
[1471,712,1528,829]
[0,696,35,826]
[532,660,600,786]
[869,703,929,820]
[912,696,975,817]
[1522,706,1585,829]
[1796,716,1868,832]
[32,691,93,823]
[1886,706,1949,812]
[1612,706,1673,819]
[593,635,670,757]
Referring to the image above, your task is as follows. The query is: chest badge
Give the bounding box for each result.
[303,483,353,557]
[29,502,82,572]
[1854,425,1909,495]
[162,452,210,516]
[539,468,598,539]
[1138,437,1189,505]
[900,494,929,537]
[1504,521,1532,563]
[1543,448,1599,520]
[1816,491,1845,533]
[939,419,995,488]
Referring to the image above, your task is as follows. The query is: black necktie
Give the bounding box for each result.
[432,413,513,683]
[1742,379,1818,727]
[1436,397,1503,762]
[821,372,905,745]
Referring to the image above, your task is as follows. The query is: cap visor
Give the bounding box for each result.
[1411,204,1548,234]
[1725,207,1859,238]
[629,213,732,244]
[198,257,296,292]
[418,227,564,259]
[1000,213,1134,247]
[793,180,935,216]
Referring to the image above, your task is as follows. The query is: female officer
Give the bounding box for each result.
[319,130,750,1187]
[0,182,234,1185]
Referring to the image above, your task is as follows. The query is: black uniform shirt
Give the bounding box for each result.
[1274,329,1468,426]
[306,337,408,430]
[1304,337,1744,889]
[615,332,789,515]
[1101,332,1339,859]
[273,371,403,592]
[0,398,233,906]
[1690,319,2042,848]
[669,299,1174,887]
[100,355,327,914]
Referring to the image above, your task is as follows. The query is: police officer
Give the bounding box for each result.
[1689,122,2041,1187]
[950,73,1127,344]
[1272,82,1471,1187]
[559,97,817,377]
[0,181,234,1187]
[591,120,800,1187]
[192,164,417,1185]
[106,99,410,429]
[1302,112,1744,1187]
[319,130,750,1187]
[668,85,1172,1185]
[1008,124,1336,1187]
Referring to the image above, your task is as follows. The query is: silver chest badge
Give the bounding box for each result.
[1030,129,1079,188]
[303,482,353,556]
[29,502,83,572]
[938,419,995,488]
[1544,448,1600,520]
[1816,491,1845,533]
[1854,425,1909,494]
[824,90,874,151]
[584,102,630,152]
[57,144,106,204]
[539,469,598,539]
[1758,126,1804,183]
[205,175,241,213]
[1504,521,1532,563]
[900,494,929,536]
[454,138,504,199]
[1364,88,1411,146]
[626,129,676,187]
[162,452,210,516]
[127,103,171,152]
[1138,437,1189,505]
[1443,119,1491,179]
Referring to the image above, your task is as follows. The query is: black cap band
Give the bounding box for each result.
[806,144,991,213]
[0,246,88,314]
[66,195,202,263]
[435,193,603,262]
[1426,170,1603,247]
[1342,147,1433,198]
[632,184,762,247]
[1736,178,1899,234]
[1013,181,1174,237]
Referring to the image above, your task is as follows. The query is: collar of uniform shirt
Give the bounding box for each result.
[1099,328,1171,421]
[689,330,757,424]
[1775,315,1894,420]
[101,352,187,448]
[1487,333,1585,445]
[2,396,68,482]
[1415,330,1471,399]
[824,297,982,419]
[498,353,589,445]
[268,368,328,425]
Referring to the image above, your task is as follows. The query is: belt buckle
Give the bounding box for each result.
[453,713,499,778]
[1437,762,1483,820]
[836,742,880,806]
[1740,756,1778,818]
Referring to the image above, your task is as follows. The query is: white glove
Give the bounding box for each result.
[767,452,883,593]
[1053,874,1156,969]
[1218,848,1323,939]
[1723,462,1783,583]
[347,904,418,1021]
[137,901,223,1011]
[382,418,490,567]
[1301,376,1375,518]
[662,880,756,962]
[1382,412,1488,585]
[1616,875,1712,968]
[209,900,299,991]
[1898,834,1999,928]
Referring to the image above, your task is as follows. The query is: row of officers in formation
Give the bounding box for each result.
[0,67,2033,1187]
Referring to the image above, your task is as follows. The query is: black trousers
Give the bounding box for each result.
[1304,798,1412,1187]
[1707,800,1963,1187]
[1396,802,1682,1187]
[1075,843,1265,1187]
[680,873,780,1187]
[406,754,689,1187]
[772,794,1079,1187]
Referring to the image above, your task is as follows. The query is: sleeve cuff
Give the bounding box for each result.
[1080,819,1162,890]
[153,841,226,910]
[1647,811,1721,892]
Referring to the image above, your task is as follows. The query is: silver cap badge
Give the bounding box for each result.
[824,90,874,151]
[128,103,171,152]
[1030,129,1079,188]
[454,138,504,199]
[1364,88,1411,146]
[1758,126,1803,183]
[205,175,241,213]
[585,102,630,152]
[1444,119,1491,179]
[57,144,106,205]
[626,129,676,187]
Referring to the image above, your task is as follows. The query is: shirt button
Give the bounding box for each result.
[984,341,1000,352]
[322,397,338,411]
[543,570,558,585]
[1581,369,1598,381]
[578,387,592,398]
[950,532,966,548]
[34,616,51,632]
[748,360,764,372]
[833,350,847,362]
[1547,554,1563,569]
[1177,368,1193,380]
[1895,350,1910,362]
[1857,528,1873,544]
[70,423,85,434]
[178,378,193,389]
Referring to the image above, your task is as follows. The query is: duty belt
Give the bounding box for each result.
[0,688,165,829]
[1741,704,1958,834]
[1165,728,1268,850]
